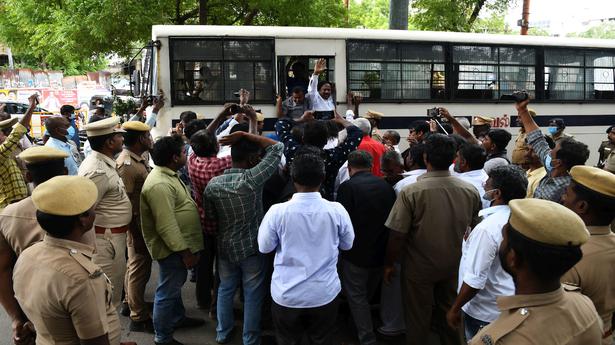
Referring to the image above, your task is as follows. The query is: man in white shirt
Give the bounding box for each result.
[446,165,528,341]
[307,58,335,119]
[258,152,354,345]
[454,143,489,209]
[394,143,427,195]
[44,116,81,175]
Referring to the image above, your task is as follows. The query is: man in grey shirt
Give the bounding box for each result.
[276,86,312,120]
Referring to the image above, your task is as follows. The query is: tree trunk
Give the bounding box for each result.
[243,9,259,25]
[389,0,409,30]
[175,0,180,24]
[199,0,208,25]
[468,0,487,27]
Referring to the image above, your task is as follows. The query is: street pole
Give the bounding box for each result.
[520,0,530,35]
[389,0,410,30]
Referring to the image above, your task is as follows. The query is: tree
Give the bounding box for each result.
[568,21,615,39]
[347,0,391,29]
[410,0,514,32]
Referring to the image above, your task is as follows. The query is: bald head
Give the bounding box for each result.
[46,117,70,140]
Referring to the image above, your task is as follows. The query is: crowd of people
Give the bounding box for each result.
[0,61,614,345]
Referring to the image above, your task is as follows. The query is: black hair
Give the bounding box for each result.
[424,134,456,170]
[438,122,453,135]
[190,129,218,158]
[151,134,184,167]
[88,133,116,152]
[88,115,105,124]
[291,152,325,188]
[459,144,487,170]
[303,121,328,148]
[325,120,341,139]
[230,124,260,163]
[347,150,373,170]
[606,125,614,133]
[36,210,84,238]
[26,160,66,185]
[384,130,401,145]
[60,105,75,115]
[556,138,589,169]
[571,181,615,225]
[184,119,208,140]
[2,127,12,136]
[488,165,528,203]
[179,111,197,124]
[291,86,305,94]
[123,130,147,147]
[449,133,468,151]
[486,129,512,152]
[506,224,582,282]
[550,118,566,130]
[408,120,430,135]
[382,149,403,166]
[317,80,332,91]
[409,143,427,169]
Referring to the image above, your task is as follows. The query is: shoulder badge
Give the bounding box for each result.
[481,334,494,345]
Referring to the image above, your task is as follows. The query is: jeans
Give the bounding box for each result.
[153,253,187,343]
[463,311,490,341]
[216,254,265,345]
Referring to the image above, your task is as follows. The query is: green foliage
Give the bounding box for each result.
[568,22,615,39]
[410,0,514,32]
[348,0,391,29]
[471,14,515,34]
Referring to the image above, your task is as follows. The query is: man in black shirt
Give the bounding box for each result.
[337,150,396,345]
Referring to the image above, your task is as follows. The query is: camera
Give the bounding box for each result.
[147,95,156,106]
[500,90,529,102]
[229,104,241,114]
[427,107,440,119]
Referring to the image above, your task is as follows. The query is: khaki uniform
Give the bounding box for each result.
[78,151,132,308]
[597,141,615,169]
[470,286,603,345]
[385,170,481,345]
[562,226,615,344]
[526,167,546,198]
[0,197,94,256]
[13,235,121,345]
[549,132,573,145]
[117,149,152,322]
[511,130,528,166]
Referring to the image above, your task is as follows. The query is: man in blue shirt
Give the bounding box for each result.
[258,152,355,345]
[44,116,81,175]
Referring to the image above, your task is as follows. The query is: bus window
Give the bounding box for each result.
[585,52,615,100]
[170,38,274,105]
[277,56,334,98]
[544,49,584,100]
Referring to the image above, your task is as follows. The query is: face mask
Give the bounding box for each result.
[544,154,554,173]
[547,126,558,135]
[482,189,496,202]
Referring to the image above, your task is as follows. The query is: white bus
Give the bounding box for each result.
[143,25,615,164]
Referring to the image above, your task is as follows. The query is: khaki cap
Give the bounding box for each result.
[362,110,383,120]
[84,117,125,137]
[18,146,68,164]
[256,112,265,122]
[0,117,18,129]
[570,165,615,197]
[472,116,494,126]
[122,121,150,132]
[32,176,98,216]
[509,199,589,246]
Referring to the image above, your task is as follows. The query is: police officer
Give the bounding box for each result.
[471,116,494,143]
[470,198,603,344]
[13,175,121,345]
[0,146,77,344]
[78,116,132,308]
[117,120,154,332]
[561,166,615,344]
[597,125,615,169]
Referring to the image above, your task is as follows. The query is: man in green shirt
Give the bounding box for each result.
[140,134,205,345]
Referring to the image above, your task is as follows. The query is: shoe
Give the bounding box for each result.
[120,302,130,317]
[174,316,205,329]
[129,318,154,333]
[375,326,405,340]
[154,339,184,345]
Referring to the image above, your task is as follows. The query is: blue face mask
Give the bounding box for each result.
[544,154,554,173]
[547,126,558,135]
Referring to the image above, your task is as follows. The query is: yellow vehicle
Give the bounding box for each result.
[3,101,55,137]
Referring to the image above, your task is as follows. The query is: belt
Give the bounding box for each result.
[94,225,129,234]
[604,327,613,339]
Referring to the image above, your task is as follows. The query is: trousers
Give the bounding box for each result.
[124,231,152,321]
[271,299,339,345]
[92,230,127,309]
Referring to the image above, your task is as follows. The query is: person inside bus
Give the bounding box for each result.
[307,58,335,120]
[516,99,590,202]
[547,118,573,145]
[276,86,312,121]
[285,61,309,94]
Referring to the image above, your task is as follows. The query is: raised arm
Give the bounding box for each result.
[439,107,479,145]
[207,103,236,135]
